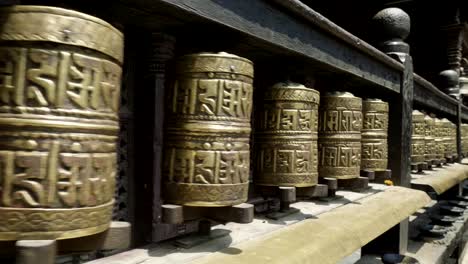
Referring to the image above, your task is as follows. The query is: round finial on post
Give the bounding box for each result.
[460,59,468,105]
[372,8,411,56]
[439,69,460,99]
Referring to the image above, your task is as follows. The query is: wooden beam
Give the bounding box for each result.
[129,0,402,92]
[414,75,459,117]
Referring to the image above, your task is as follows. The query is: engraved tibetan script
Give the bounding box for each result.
[172,79,253,119]
[0,47,121,112]
[361,142,387,159]
[257,146,314,174]
[363,113,387,130]
[320,108,362,132]
[261,109,315,131]
[166,149,249,184]
[319,145,361,167]
[0,143,116,208]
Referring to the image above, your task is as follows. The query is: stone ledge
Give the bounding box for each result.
[412,163,468,195]
[87,185,430,264]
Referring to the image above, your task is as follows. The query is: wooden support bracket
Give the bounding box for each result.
[320,176,369,194]
[12,222,131,263]
[360,170,376,180]
[411,162,426,173]
[337,177,370,191]
[361,169,392,183]
[16,240,56,264]
[162,204,184,224]
[206,203,254,224]
[374,170,392,183]
[161,203,254,225]
[58,221,132,253]
[319,177,338,197]
[296,184,329,198]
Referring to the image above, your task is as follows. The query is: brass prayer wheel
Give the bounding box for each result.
[0,6,123,240]
[450,122,457,158]
[462,123,468,156]
[254,82,319,187]
[434,118,445,161]
[163,52,253,206]
[424,115,436,162]
[361,99,388,171]
[411,110,425,165]
[441,118,452,159]
[318,92,362,179]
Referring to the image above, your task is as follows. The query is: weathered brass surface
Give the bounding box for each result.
[361,99,388,171]
[462,124,468,155]
[411,110,425,164]
[0,6,123,240]
[450,121,457,158]
[163,52,253,206]
[434,118,445,160]
[318,92,362,179]
[441,118,453,159]
[424,115,436,162]
[254,82,319,187]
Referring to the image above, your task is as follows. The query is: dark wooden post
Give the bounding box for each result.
[457,101,462,162]
[372,7,413,190]
[363,7,413,255]
[144,33,176,242]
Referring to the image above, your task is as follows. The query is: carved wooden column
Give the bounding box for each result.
[145,33,176,242]
[363,7,413,256]
[130,31,176,244]
[460,59,468,105]
[439,69,462,162]
[439,13,464,74]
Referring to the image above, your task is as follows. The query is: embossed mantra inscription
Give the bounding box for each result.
[462,124,468,156]
[163,52,253,206]
[441,118,453,159]
[0,6,123,240]
[424,115,436,162]
[434,118,445,161]
[254,82,319,187]
[361,99,388,171]
[411,110,425,165]
[318,92,362,179]
[450,122,457,159]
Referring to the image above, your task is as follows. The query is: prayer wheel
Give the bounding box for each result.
[0,6,123,240]
[424,115,436,163]
[411,110,425,165]
[163,52,253,206]
[450,122,457,159]
[434,118,445,161]
[462,124,468,156]
[441,118,452,159]
[254,82,320,187]
[318,92,362,179]
[361,99,388,171]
